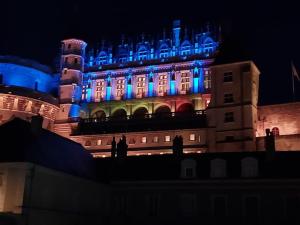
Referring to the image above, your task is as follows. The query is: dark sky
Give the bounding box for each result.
[1,0,300,105]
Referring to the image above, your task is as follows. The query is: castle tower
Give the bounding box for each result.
[206,61,260,152]
[57,39,87,122]
[172,20,181,55]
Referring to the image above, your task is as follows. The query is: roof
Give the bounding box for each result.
[0,118,95,179]
[94,151,300,182]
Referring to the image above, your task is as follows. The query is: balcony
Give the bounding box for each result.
[74,110,207,135]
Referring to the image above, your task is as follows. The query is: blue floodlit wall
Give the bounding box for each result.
[0,62,58,95]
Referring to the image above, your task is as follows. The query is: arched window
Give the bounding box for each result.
[272,127,280,136]
[159,44,169,58]
[98,51,107,65]
[137,46,148,60]
[180,40,191,56]
[203,38,214,54]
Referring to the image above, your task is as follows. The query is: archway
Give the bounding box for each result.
[111,108,127,120]
[91,110,106,121]
[154,105,171,118]
[132,107,148,119]
[177,103,194,114]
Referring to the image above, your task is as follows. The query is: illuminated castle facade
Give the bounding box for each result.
[1,20,299,157]
[53,20,263,157]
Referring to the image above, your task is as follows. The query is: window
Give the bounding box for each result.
[180,72,190,93]
[272,127,280,136]
[74,58,78,64]
[159,47,169,58]
[224,93,234,103]
[224,112,234,123]
[116,79,125,99]
[95,80,105,101]
[136,76,146,98]
[189,134,195,141]
[129,138,136,145]
[244,196,259,219]
[225,136,234,141]
[106,139,112,146]
[204,70,211,89]
[67,44,71,49]
[63,69,67,74]
[158,74,167,96]
[141,136,147,143]
[64,57,68,63]
[81,85,87,100]
[153,136,159,143]
[97,139,102,146]
[223,71,233,82]
[185,168,194,177]
[212,196,227,217]
[165,135,171,142]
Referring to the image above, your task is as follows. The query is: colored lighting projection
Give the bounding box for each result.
[199,67,204,93]
[106,79,111,101]
[169,71,176,95]
[69,104,80,118]
[148,72,154,97]
[193,67,199,93]
[86,82,92,102]
[127,77,132,99]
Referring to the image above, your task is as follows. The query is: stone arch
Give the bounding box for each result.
[90,107,108,117]
[91,110,106,120]
[111,108,127,120]
[132,107,148,119]
[177,102,194,113]
[154,105,171,118]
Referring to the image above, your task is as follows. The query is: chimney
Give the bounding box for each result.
[31,114,43,136]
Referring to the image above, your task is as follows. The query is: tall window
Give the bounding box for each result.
[180,72,190,93]
[116,79,125,99]
[158,74,167,96]
[223,72,233,82]
[224,93,234,103]
[136,76,146,98]
[224,112,234,123]
[81,85,87,100]
[204,70,211,89]
[95,80,105,101]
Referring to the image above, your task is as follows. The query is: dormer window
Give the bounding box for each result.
[137,46,148,61]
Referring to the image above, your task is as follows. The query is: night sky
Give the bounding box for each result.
[1,0,300,105]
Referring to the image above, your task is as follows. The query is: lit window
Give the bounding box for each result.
[189,134,195,141]
[141,136,147,143]
[158,74,167,96]
[224,93,234,103]
[224,112,234,123]
[198,135,201,143]
[153,136,159,143]
[95,80,105,101]
[136,76,146,98]
[223,72,233,82]
[165,135,171,142]
[116,79,125,99]
[180,72,190,93]
[97,139,102,145]
[204,70,211,89]
[272,127,280,136]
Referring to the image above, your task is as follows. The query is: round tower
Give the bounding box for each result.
[57,38,87,121]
